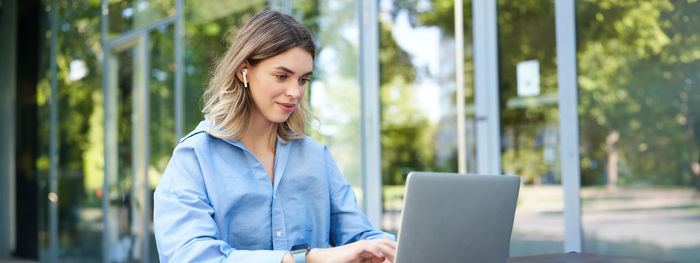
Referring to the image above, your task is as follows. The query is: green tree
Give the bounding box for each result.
[577,0,700,189]
[379,3,441,185]
[388,0,700,189]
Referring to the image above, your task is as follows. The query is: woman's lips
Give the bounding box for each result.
[277,102,296,113]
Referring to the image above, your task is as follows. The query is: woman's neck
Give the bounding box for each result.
[240,109,278,155]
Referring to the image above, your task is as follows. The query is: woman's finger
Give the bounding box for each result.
[358,246,383,260]
[364,240,395,263]
[378,238,397,249]
[376,243,395,262]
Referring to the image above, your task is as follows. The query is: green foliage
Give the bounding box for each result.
[389,0,473,38]
[387,0,700,189]
[577,0,700,188]
[380,0,479,184]
[502,147,550,184]
[35,1,700,258]
[182,1,268,133]
[380,77,436,185]
[378,4,436,185]
[379,22,416,85]
[41,0,700,213]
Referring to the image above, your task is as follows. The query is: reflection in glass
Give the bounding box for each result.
[379,0,470,234]
[148,24,176,262]
[108,0,175,38]
[104,23,177,263]
[109,47,145,263]
[36,1,106,261]
[292,0,364,202]
[496,0,564,256]
[577,1,700,262]
[182,0,267,135]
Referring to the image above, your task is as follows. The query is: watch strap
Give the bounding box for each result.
[290,243,309,263]
[292,252,306,263]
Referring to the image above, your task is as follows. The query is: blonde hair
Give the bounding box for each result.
[202,10,316,141]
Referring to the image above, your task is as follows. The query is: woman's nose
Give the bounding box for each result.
[286,82,303,98]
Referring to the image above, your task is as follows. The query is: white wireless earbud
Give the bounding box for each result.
[242,68,248,88]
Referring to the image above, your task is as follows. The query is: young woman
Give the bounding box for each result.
[153,10,396,263]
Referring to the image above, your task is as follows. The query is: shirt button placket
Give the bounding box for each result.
[271,192,288,249]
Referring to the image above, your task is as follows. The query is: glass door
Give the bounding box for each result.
[104,37,149,263]
[496,0,565,256]
[575,1,700,262]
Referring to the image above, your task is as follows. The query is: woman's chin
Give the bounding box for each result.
[267,115,291,124]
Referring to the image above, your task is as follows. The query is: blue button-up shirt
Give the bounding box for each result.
[154,120,394,262]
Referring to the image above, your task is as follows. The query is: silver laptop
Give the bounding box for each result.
[394,172,521,263]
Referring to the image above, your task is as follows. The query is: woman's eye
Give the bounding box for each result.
[299,78,310,85]
[276,75,288,80]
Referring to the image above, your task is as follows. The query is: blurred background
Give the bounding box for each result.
[0,0,698,262]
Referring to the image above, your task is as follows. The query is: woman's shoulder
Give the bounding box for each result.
[175,120,223,150]
[289,135,329,153]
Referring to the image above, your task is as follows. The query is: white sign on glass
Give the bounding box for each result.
[516,60,540,97]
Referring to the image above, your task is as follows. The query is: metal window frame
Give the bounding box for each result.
[284,0,382,227]
[175,0,184,142]
[0,0,18,256]
[469,0,584,253]
[472,0,502,175]
[555,0,583,253]
[99,1,183,262]
[455,0,467,174]
[358,0,383,229]
[49,0,59,261]
[133,33,150,262]
[271,0,291,14]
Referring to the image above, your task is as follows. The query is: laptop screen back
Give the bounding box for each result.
[395,172,520,263]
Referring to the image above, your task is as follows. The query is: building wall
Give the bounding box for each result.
[3,0,699,262]
[0,0,17,258]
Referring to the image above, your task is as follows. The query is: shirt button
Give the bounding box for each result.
[276,232,281,237]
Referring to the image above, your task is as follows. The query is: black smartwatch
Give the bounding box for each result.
[290,244,310,263]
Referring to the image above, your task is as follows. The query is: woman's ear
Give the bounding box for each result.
[236,61,250,86]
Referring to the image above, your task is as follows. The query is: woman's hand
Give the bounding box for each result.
[307,238,396,263]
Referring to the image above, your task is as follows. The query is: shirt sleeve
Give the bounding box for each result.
[324,147,396,246]
[153,145,288,263]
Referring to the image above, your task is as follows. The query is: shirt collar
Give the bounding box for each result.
[273,138,291,191]
[196,119,293,190]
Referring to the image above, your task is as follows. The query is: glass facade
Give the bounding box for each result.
[378,0,476,234]
[497,0,565,256]
[576,1,700,262]
[36,1,104,261]
[4,0,698,262]
[293,0,365,200]
[182,0,267,135]
[107,0,175,38]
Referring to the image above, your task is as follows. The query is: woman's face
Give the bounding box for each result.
[245,47,313,124]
